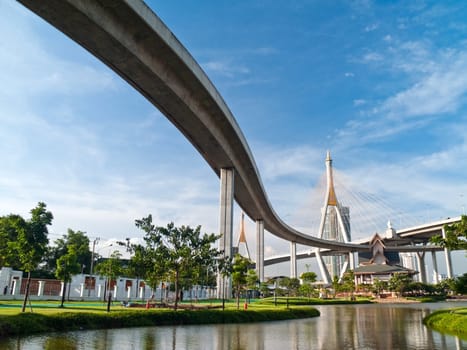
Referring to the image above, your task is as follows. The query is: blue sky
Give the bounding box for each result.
[1,1,466,275]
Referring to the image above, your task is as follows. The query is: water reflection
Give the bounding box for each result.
[44,336,77,350]
[1,303,465,350]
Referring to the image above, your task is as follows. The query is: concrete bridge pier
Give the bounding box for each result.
[217,168,234,299]
[442,227,454,278]
[431,251,439,284]
[349,252,355,270]
[315,249,331,285]
[256,220,264,282]
[415,251,427,283]
[290,242,297,278]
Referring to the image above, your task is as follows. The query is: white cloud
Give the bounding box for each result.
[391,40,436,73]
[202,60,250,78]
[362,52,384,62]
[255,145,324,180]
[251,47,279,55]
[353,99,366,106]
[339,41,467,145]
[365,23,379,32]
[382,52,467,118]
[0,13,115,101]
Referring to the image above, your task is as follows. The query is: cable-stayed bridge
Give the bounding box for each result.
[17,0,462,290]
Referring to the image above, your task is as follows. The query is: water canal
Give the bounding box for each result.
[1,302,465,349]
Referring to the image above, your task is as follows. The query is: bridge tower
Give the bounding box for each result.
[315,151,352,284]
[235,212,251,259]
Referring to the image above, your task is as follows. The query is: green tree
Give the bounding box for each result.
[245,269,259,302]
[372,278,387,297]
[453,273,467,294]
[55,249,80,307]
[436,278,456,295]
[331,275,340,298]
[46,229,91,274]
[217,255,233,310]
[0,214,28,269]
[259,282,271,298]
[300,271,317,299]
[62,229,91,273]
[135,217,221,310]
[9,202,53,312]
[431,215,467,250]
[279,277,300,297]
[126,244,154,299]
[298,283,314,299]
[278,277,300,308]
[231,254,252,309]
[95,250,124,308]
[129,226,170,302]
[341,271,356,300]
[301,271,317,284]
[388,273,412,297]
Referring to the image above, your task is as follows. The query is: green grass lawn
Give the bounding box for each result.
[423,307,467,339]
[0,298,321,338]
[0,296,372,315]
[256,296,372,306]
[0,300,123,314]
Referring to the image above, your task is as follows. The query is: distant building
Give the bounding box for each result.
[0,267,22,296]
[354,234,417,285]
[0,267,215,301]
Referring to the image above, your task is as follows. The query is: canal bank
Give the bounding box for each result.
[1,302,465,349]
[0,306,319,338]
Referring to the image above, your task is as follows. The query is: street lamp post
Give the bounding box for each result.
[88,237,100,297]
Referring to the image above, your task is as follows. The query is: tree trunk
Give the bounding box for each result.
[236,287,240,310]
[67,281,71,301]
[60,281,67,307]
[21,272,32,312]
[104,278,108,302]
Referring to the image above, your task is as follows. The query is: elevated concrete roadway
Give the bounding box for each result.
[18,0,368,251]
[264,244,445,267]
[264,217,462,267]
[396,216,461,241]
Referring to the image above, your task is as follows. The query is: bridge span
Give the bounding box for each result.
[18,0,456,287]
[264,216,460,283]
[18,0,368,249]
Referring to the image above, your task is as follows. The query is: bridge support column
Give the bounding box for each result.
[431,251,439,284]
[442,227,453,278]
[217,168,234,299]
[338,258,349,282]
[256,220,264,282]
[315,249,331,285]
[349,252,355,270]
[290,242,297,279]
[415,251,426,283]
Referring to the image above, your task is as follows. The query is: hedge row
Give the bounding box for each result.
[0,307,319,338]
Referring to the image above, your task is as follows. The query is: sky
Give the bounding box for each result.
[1,1,466,277]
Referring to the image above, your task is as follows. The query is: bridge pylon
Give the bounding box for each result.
[315,151,352,284]
[235,212,251,259]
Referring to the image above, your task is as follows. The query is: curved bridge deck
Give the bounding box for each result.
[18,0,368,251]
